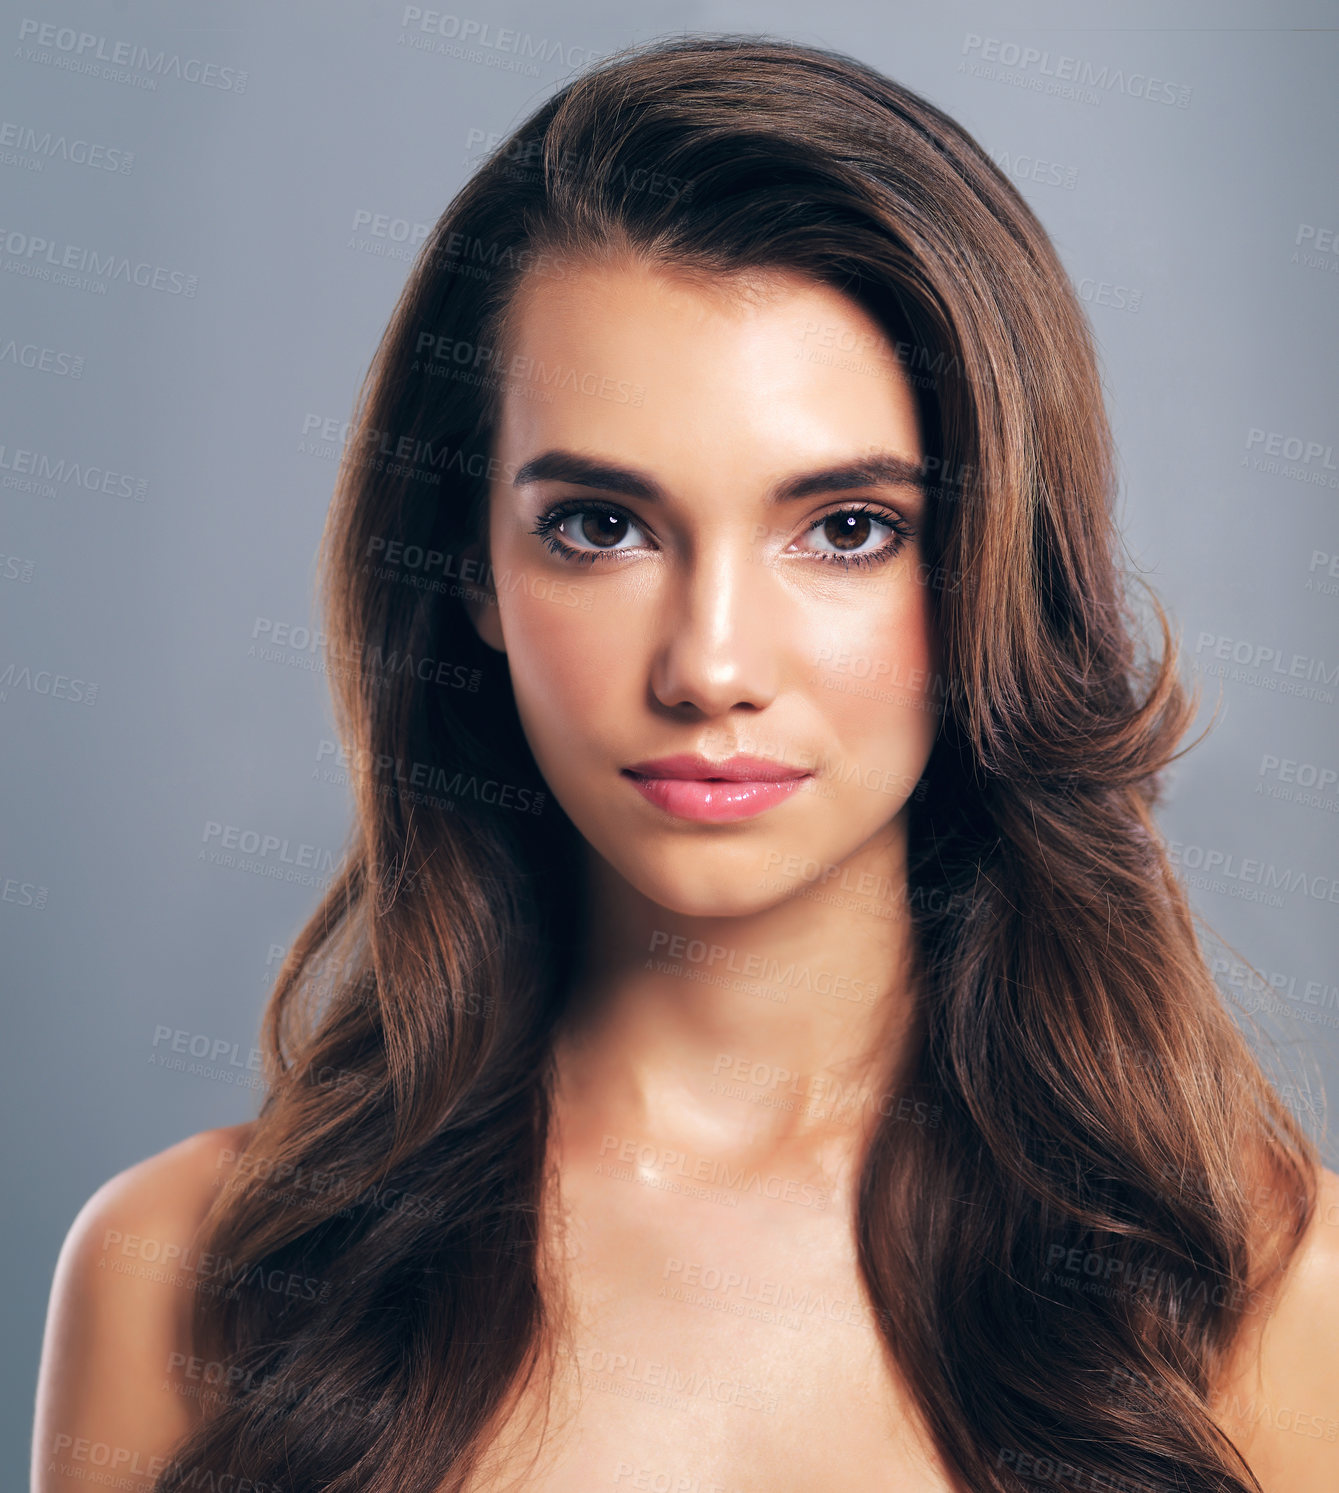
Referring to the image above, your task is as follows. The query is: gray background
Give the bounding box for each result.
[3,0,1336,1482]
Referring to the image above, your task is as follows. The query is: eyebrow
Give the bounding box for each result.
[510,449,926,504]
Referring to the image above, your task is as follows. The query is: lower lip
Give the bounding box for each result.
[623,772,810,823]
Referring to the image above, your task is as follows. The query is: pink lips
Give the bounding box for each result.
[621,753,812,824]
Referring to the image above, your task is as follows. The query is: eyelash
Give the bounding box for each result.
[528,500,915,571]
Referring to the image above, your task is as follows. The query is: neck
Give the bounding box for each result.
[552,822,924,1184]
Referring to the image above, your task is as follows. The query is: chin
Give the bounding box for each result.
[643,882,778,920]
[605,851,797,921]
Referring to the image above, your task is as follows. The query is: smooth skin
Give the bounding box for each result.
[469,259,939,1177]
[32,260,1339,1492]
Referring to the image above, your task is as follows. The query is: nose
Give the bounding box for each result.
[648,536,780,715]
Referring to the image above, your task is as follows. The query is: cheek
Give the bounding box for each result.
[810,577,940,767]
[502,589,627,742]
[488,507,617,736]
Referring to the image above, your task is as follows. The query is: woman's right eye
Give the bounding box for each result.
[529,503,654,564]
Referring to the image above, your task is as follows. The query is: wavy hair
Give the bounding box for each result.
[155,33,1319,1493]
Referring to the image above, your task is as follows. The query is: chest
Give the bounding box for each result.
[457,1148,959,1492]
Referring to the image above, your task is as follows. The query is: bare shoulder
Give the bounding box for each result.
[1211,1164,1339,1491]
[31,1121,257,1492]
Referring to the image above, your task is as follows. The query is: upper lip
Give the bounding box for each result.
[623,753,812,782]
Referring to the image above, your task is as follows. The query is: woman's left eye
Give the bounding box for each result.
[529,501,913,570]
[793,507,914,568]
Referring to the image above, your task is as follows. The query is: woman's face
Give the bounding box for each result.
[468,257,942,917]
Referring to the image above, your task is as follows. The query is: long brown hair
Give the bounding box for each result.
[156,33,1319,1493]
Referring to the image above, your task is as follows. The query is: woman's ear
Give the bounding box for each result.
[458,540,506,654]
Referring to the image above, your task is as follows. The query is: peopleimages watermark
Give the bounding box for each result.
[463,127,693,202]
[0,336,84,377]
[0,120,134,173]
[16,18,248,94]
[0,661,98,705]
[1041,1242,1271,1319]
[396,7,601,72]
[313,738,547,815]
[1256,750,1339,816]
[150,1024,264,1084]
[411,329,645,406]
[297,411,508,487]
[348,207,432,261]
[1308,549,1339,598]
[613,1459,756,1493]
[1192,631,1337,705]
[959,32,1192,108]
[573,1345,779,1416]
[756,851,977,922]
[2,875,48,909]
[708,1051,942,1127]
[993,147,1078,191]
[0,440,148,500]
[0,226,198,296]
[647,930,877,1006]
[1168,838,1339,906]
[44,1433,282,1493]
[1242,426,1339,489]
[1212,952,1339,1027]
[344,214,573,285]
[996,1444,1168,1493]
[1292,223,1339,275]
[794,318,968,401]
[215,1144,449,1225]
[597,1133,832,1211]
[198,819,341,892]
[98,1226,331,1304]
[248,617,482,693]
[359,533,594,612]
[1209,1392,1339,1443]
[1076,276,1142,314]
[660,1255,871,1332]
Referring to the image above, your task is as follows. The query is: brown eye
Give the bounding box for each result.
[530,501,654,563]
[794,506,912,569]
[574,509,630,548]
[822,512,872,551]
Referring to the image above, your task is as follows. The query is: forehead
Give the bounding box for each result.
[489,258,924,476]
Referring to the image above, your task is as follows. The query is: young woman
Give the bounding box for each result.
[33,33,1338,1493]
